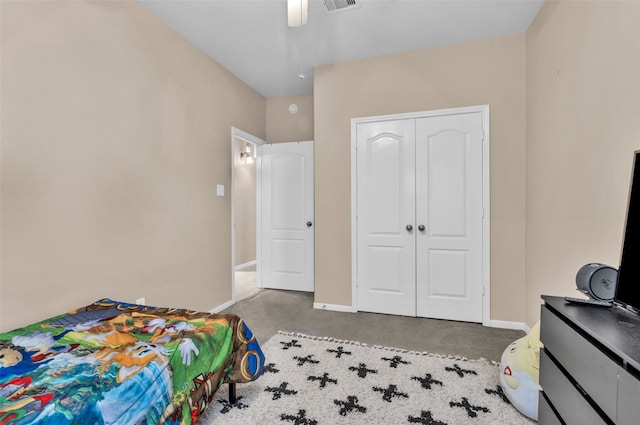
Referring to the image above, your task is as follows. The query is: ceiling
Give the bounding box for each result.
[137,0,544,99]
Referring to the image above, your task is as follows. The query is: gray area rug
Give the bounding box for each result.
[200,331,534,425]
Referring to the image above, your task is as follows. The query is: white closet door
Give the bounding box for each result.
[415,112,484,322]
[260,141,314,292]
[356,120,416,316]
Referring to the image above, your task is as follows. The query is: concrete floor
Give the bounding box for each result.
[222,289,525,362]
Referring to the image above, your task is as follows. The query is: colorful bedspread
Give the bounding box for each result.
[0,298,264,424]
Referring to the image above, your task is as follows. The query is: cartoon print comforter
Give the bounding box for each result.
[0,298,264,424]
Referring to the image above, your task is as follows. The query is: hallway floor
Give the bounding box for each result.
[234,270,260,301]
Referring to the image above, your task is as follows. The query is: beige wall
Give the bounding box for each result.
[233,138,256,266]
[0,1,266,331]
[314,35,527,322]
[525,1,640,325]
[267,94,314,143]
[5,0,637,332]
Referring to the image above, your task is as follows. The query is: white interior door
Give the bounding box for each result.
[415,112,484,322]
[356,120,416,315]
[259,141,314,292]
[354,108,486,323]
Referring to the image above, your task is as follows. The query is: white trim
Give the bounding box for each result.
[350,117,359,313]
[313,302,357,313]
[209,298,235,314]
[352,105,488,124]
[256,146,263,289]
[231,127,266,305]
[480,105,491,327]
[235,260,256,271]
[232,127,265,145]
[350,105,491,325]
[489,320,530,333]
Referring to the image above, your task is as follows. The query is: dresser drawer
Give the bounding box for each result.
[617,367,640,425]
[540,306,618,420]
[538,392,562,425]
[540,350,607,425]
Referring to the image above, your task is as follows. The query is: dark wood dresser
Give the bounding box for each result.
[539,296,640,424]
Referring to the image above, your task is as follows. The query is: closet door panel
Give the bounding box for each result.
[415,112,484,322]
[428,132,467,237]
[356,119,416,316]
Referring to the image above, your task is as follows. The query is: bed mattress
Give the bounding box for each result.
[0,298,264,424]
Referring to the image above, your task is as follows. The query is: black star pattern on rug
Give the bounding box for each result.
[411,373,443,390]
[381,355,411,368]
[348,363,378,378]
[264,363,280,374]
[280,409,318,425]
[326,346,352,358]
[408,410,449,425]
[372,384,409,402]
[217,396,248,414]
[293,354,320,366]
[334,395,367,416]
[445,363,478,378]
[280,339,302,350]
[485,385,510,403]
[449,397,490,418]
[265,382,298,400]
[307,372,338,389]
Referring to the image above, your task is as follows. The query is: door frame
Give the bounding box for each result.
[350,105,491,326]
[230,127,265,304]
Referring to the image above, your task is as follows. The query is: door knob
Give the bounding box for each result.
[406,224,413,231]
[306,221,313,227]
[418,224,425,231]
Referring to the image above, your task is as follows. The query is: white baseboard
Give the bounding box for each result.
[209,299,235,314]
[235,260,256,271]
[313,302,357,313]
[489,320,530,333]
[311,305,530,332]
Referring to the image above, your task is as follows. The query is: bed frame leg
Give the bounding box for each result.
[229,383,237,404]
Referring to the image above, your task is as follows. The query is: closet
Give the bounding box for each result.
[354,107,487,322]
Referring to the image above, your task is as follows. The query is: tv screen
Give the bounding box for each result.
[615,150,640,313]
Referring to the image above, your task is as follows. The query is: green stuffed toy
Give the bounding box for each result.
[499,321,543,420]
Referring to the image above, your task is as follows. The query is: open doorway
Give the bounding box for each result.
[231,128,265,302]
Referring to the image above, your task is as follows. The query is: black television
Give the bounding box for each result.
[614,150,640,313]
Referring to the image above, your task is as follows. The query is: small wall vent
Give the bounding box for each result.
[323,0,360,14]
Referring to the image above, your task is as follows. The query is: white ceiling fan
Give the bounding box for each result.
[288,0,360,26]
[287,0,308,27]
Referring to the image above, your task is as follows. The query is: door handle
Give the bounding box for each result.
[418,224,425,231]
[406,224,413,231]
[306,221,313,227]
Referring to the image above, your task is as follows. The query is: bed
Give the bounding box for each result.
[0,298,264,424]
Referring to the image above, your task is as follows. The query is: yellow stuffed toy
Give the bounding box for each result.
[499,321,543,420]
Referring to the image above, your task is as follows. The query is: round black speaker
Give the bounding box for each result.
[575,263,618,301]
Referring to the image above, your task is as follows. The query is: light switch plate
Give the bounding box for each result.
[216,184,224,196]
